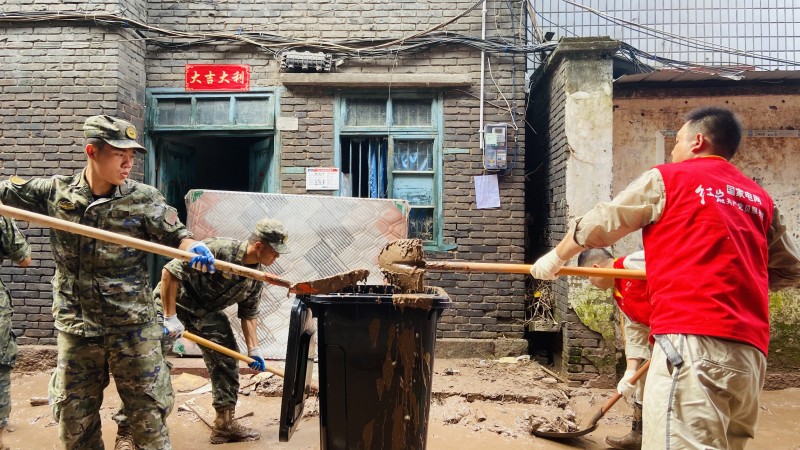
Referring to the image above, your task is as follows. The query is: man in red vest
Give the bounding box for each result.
[578,248,649,449]
[531,106,800,449]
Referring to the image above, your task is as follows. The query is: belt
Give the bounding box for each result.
[653,334,684,369]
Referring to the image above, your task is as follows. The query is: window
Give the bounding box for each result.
[149,92,275,130]
[336,94,443,245]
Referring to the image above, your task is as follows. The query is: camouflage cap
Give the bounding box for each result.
[83,115,147,153]
[254,218,289,253]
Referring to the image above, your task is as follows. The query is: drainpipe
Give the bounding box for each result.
[479,0,487,150]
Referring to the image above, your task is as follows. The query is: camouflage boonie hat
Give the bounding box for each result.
[83,115,147,153]
[255,218,289,253]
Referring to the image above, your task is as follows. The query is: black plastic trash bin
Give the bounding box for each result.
[280,284,450,450]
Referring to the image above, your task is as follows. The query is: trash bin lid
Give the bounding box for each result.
[279,297,317,442]
[304,284,451,308]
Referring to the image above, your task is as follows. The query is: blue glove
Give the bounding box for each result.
[188,241,216,273]
[248,351,266,372]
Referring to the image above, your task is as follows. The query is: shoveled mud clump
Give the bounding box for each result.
[392,294,434,311]
[377,238,426,292]
[291,268,370,294]
[527,412,579,434]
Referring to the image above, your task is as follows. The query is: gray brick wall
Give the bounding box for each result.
[145,1,529,340]
[1,0,528,343]
[527,42,618,381]
[0,0,148,344]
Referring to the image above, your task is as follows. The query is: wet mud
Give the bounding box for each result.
[4,359,800,449]
[378,238,426,292]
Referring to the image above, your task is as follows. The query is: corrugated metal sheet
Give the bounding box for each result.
[616,69,800,85]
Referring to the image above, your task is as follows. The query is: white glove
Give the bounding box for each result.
[164,314,185,338]
[530,249,567,280]
[617,369,637,397]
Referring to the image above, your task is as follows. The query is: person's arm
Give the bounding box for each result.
[766,205,800,290]
[161,268,185,337]
[0,177,53,215]
[161,269,179,317]
[1,216,31,267]
[530,169,665,279]
[242,318,266,372]
[242,318,258,352]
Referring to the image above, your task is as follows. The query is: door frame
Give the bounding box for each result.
[144,87,282,194]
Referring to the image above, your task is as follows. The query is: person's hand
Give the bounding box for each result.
[530,249,567,280]
[617,369,637,397]
[164,314,185,338]
[248,350,266,372]
[188,241,216,273]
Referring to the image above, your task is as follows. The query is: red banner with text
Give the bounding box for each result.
[185,64,250,91]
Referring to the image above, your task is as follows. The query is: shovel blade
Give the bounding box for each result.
[532,423,597,439]
[289,269,370,295]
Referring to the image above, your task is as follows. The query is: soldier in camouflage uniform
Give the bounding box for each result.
[0,216,31,450]
[117,219,288,445]
[0,115,217,450]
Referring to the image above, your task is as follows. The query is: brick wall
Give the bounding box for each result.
[527,41,619,382]
[0,0,148,344]
[1,1,529,343]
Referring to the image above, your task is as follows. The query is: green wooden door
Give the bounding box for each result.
[155,139,197,275]
[248,136,273,193]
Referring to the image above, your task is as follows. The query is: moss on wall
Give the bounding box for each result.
[569,285,620,374]
[769,288,800,369]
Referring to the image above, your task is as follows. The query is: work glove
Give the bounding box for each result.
[188,241,216,273]
[530,249,567,280]
[248,350,266,372]
[164,314,185,338]
[617,369,637,397]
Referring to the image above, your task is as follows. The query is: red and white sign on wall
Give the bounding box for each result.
[185,64,250,91]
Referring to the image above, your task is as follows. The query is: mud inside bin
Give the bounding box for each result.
[281,284,450,450]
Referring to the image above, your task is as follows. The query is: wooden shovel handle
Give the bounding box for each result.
[424,261,646,280]
[0,204,292,288]
[599,359,651,416]
[182,331,285,378]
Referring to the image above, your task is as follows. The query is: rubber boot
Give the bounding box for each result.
[605,402,642,449]
[209,406,261,444]
[114,425,136,450]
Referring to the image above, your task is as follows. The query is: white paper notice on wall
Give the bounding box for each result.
[474,174,500,209]
[306,167,340,190]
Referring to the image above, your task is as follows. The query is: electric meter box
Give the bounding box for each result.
[483,123,508,170]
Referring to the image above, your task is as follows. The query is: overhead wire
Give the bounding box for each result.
[560,0,800,69]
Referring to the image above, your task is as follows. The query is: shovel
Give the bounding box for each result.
[0,204,368,294]
[182,331,285,377]
[378,239,646,292]
[533,359,651,439]
[181,331,320,392]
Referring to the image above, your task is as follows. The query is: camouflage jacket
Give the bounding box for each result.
[159,238,261,320]
[0,215,30,307]
[0,170,192,336]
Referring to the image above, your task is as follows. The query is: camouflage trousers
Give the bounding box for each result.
[0,289,18,427]
[179,309,242,410]
[116,309,240,432]
[49,323,174,450]
[0,365,11,428]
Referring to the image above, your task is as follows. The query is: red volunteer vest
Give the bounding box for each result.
[643,157,774,355]
[612,256,651,326]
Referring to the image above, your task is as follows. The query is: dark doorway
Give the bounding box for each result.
[150,133,274,276]
[153,134,274,223]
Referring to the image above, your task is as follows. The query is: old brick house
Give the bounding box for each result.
[0,1,536,357]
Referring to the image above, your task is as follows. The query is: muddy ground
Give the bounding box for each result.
[5,358,800,449]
